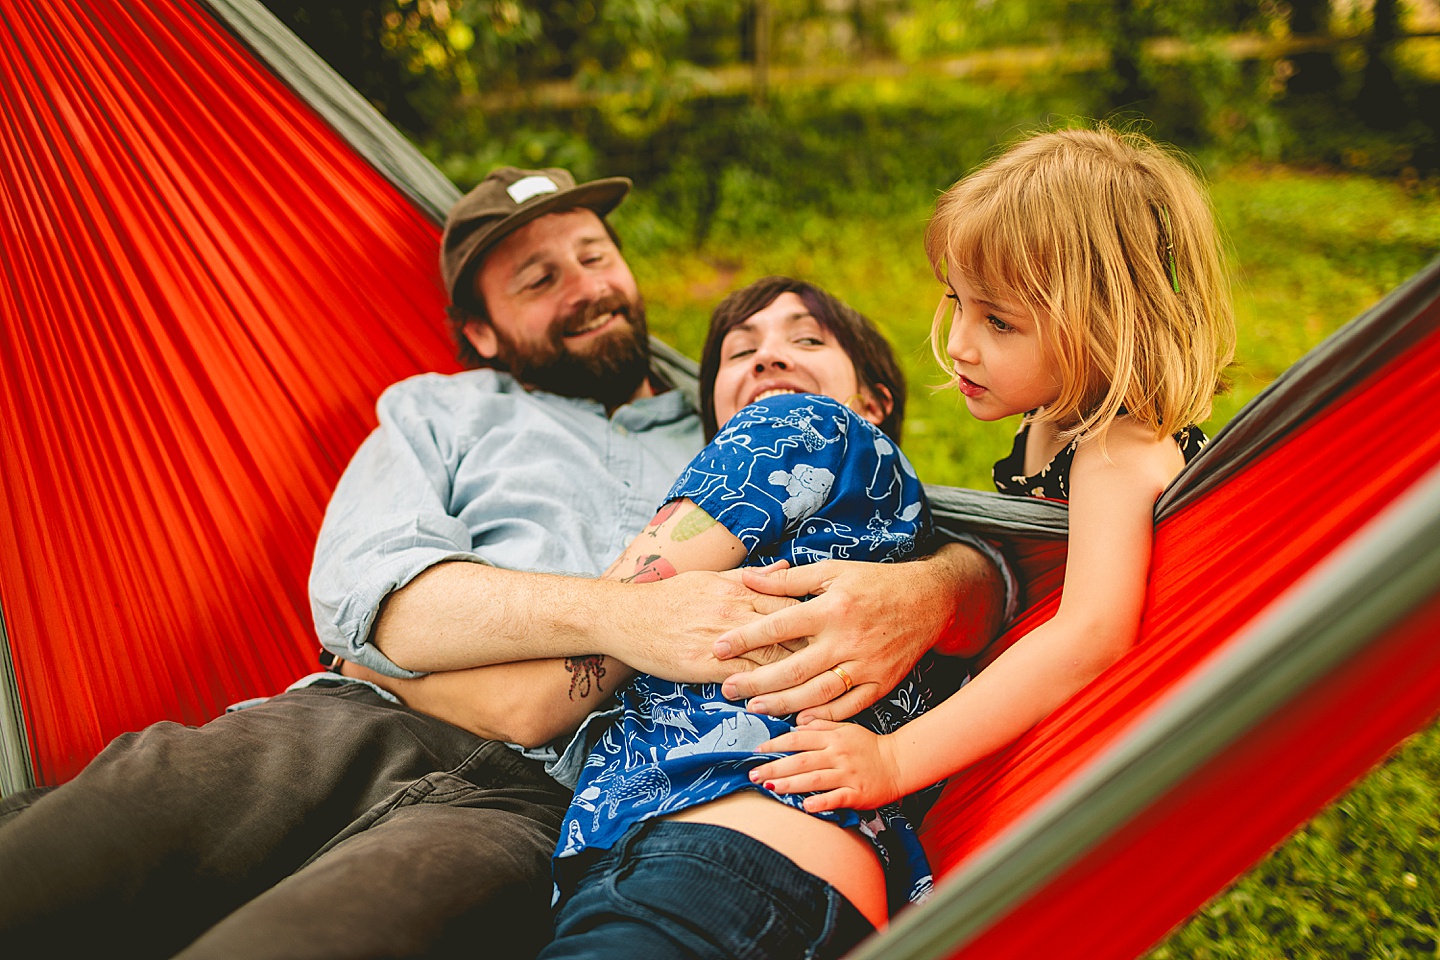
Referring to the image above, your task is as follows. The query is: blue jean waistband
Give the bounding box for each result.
[548,819,876,960]
[588,819,873,923]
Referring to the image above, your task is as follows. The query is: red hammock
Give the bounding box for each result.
[0,0,456,784]
[3,1,1438,957]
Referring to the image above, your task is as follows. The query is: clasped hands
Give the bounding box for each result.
[649,556,954,724]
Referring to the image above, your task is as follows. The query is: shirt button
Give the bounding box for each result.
[614,424,629,436]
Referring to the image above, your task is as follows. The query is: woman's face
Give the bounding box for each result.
[710,292,888,429]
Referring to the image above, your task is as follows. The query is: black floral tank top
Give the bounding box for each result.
[992,420,1207,502]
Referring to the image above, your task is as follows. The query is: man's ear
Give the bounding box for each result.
[853,384,894,427]
[462,319,499,360]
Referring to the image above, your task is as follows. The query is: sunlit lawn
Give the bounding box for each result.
[622,165,1440,957]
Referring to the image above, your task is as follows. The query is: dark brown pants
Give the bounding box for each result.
[0,682,570,959]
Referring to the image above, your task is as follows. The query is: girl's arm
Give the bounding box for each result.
[755,420,1183,810]
[347,498,754,746]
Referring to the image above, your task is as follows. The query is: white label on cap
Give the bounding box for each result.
[507,175,559,205]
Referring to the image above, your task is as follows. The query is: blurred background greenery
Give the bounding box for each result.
[262,0,1439,954]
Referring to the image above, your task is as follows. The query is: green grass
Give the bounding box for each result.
[621,165,1440,957]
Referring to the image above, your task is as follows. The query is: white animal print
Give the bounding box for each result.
[768,462,835,521]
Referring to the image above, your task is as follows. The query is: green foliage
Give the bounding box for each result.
[619,79,1085,243]
[267,0,1440,215]
[889,0,1074,60]
[1212,165,1440,413]
[422,119,600,190]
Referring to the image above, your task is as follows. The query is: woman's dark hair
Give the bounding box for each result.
[699,276,907,441]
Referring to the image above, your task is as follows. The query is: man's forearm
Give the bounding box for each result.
[371,561,626,672]
[338,655,637,746]
[926,539,1006,658]
[372,559,792,680]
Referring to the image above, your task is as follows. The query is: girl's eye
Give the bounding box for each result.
[987,314,1013,333]
[726,347,755,361]
[796,336,824,346]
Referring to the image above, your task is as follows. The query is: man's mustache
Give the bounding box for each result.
[556,293,632,339]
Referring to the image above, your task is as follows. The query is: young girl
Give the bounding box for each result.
[749,126,1234,827]
[541,277,963,960]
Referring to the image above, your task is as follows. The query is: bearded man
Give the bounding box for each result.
[0,167,1007,960]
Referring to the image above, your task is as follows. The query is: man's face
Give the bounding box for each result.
[466,209,649,409]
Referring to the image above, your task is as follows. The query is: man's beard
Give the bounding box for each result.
[492,292,651,410]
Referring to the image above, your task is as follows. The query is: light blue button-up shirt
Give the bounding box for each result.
[309,367,703,678]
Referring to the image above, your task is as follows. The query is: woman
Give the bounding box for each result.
[540,276,962,960]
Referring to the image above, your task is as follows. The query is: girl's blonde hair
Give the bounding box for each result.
[927,125,1235,443]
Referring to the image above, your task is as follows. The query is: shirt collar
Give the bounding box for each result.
[612,376,697,431]
[512,366,698,432]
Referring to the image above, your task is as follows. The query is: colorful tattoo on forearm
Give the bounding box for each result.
[618,554,677,583]
[564,654,607,700]
[672,507,717,542]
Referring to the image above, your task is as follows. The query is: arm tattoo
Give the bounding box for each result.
[644,500,683,539]
[565,655,608,700]
[619,553,677,583]
[672,506,717,542]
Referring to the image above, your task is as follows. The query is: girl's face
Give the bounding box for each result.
[944,273,1061,421]
[711,292,889,428]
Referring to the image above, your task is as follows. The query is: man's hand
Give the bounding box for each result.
[713,542,1003,721]
[342,567,805,745]
[611,570,802,683]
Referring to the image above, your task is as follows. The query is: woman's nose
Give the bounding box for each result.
[751,340,789,372]
[752,356,789,373]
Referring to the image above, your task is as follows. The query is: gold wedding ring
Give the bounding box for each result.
[829,666,854,693]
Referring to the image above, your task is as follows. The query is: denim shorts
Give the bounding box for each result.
[542,820,876,960]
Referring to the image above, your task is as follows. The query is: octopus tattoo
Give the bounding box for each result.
[565,655,608,700]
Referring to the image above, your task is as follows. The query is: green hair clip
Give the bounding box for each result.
[1157,204,1180,294]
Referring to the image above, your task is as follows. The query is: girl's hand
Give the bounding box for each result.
[751,719,905,813]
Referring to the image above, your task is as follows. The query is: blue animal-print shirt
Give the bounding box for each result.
[557,394,960,915]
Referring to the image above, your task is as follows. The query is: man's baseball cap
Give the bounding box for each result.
[441,166,632,311]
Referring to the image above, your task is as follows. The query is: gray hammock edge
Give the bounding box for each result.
[0,601,32,795]
[198,0,460,223]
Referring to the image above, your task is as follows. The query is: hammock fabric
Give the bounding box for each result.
[3,1,1439,958]
[0,0,457,784]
